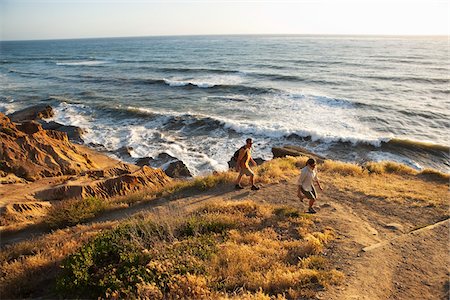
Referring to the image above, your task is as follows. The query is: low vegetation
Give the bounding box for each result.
[56,201,342,299]
[0,222,117,299]
[2,156,447,298]
[43,157,448,229]
[45,197,107,229]
[321,160,448,206]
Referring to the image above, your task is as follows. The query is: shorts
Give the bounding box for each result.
[239,167,254,177]
[300,186,317,200]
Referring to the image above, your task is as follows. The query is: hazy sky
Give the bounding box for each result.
[1,0,448,40]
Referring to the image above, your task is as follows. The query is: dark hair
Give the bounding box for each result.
[246,138,253,143]
[306,158,316,166]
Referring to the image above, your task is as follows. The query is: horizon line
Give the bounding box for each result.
[1,33,448,42]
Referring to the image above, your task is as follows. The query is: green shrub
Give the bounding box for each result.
[273,207,301,218]
[56,219,219,299]
[46,197,106,229]
[176,215,237,237]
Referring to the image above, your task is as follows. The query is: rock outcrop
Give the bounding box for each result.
[165,160,192,178]
[1,201,51,226]
[35,166,170,201]
[272,145,326,163]
[39,121,85,144]
[136,153,192,178]
[113,146,134,159]
[7,104,54,122]
[0,113,98,181]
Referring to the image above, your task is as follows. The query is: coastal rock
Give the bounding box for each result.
[87,142,108,152]
[165,160,192,178]
[0,112,98,181]
[135,153,175,169]
[39,121,85,144]
[136,153,192,178]
[16,121,43,135]
[113,146,134,159]
[136,157,154,167]
[272,146,326,162]
[7,104,54,122]
[35,166,171,200]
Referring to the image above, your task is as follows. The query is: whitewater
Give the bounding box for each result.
[0,35,448,174]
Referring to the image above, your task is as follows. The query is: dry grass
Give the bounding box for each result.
[52,201,342,299]
[3,156,447,298]
[262,157,448,207]
[40,157,449,229]
[44,172,236,229]
[255,156,307,184]
[0,222,117,299]
[324,172,448,206]
[364,161,418,175]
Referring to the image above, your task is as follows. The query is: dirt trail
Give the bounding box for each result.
[1,178,448,299]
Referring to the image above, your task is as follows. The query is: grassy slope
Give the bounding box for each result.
[1,157,448,299]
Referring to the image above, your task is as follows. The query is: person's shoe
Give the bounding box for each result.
[308,207,317,214]
[235,184,244,190]
[251,185,260,191]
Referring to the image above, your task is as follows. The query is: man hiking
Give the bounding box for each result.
[297,158,323,214]
[235,138,260,190]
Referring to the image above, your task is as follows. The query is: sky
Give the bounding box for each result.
[0,0,449,41]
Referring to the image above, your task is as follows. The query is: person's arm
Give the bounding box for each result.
[250,157,257,167]
[314,173,323,191]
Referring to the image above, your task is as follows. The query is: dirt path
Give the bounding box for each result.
[1,178,448,299]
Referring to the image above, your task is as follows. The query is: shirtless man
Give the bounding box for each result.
[235,138,260,190]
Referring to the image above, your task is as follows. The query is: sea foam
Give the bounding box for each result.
[56,60,108,66]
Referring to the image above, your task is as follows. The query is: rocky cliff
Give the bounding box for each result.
[0,112,97,181]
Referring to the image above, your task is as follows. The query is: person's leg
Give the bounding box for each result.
[297,186,305,202]
[248,169,259,190]
[235,171,244,188]
[308,186,317,210]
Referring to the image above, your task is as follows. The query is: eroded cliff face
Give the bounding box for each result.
[0,113,98,181]
[35,166,171,201]
[1,111,172,227]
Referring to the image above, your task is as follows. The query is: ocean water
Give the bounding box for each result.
[0,35,449,174]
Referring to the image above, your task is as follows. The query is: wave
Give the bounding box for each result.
[127,107,449,156]
[364,75,449,85]
[383,138,449,153]
[8,69,41,77]
[206,95,247,102]
[69,74,276,94]
[147,66,238,75]
[100,105,383,146]
[49,101,449,174]
[0,97,16,114]
[56,60,108,66]
[163,78,215,88]
[57,102,450,160]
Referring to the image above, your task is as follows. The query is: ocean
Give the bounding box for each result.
[0,35,449,175]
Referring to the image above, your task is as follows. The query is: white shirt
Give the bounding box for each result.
[297,166,318,191]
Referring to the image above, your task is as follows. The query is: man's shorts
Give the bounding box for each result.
[301,186,317,200]
[239,167,254,176]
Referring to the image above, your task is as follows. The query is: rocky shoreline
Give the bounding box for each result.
[0,104,322,228]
